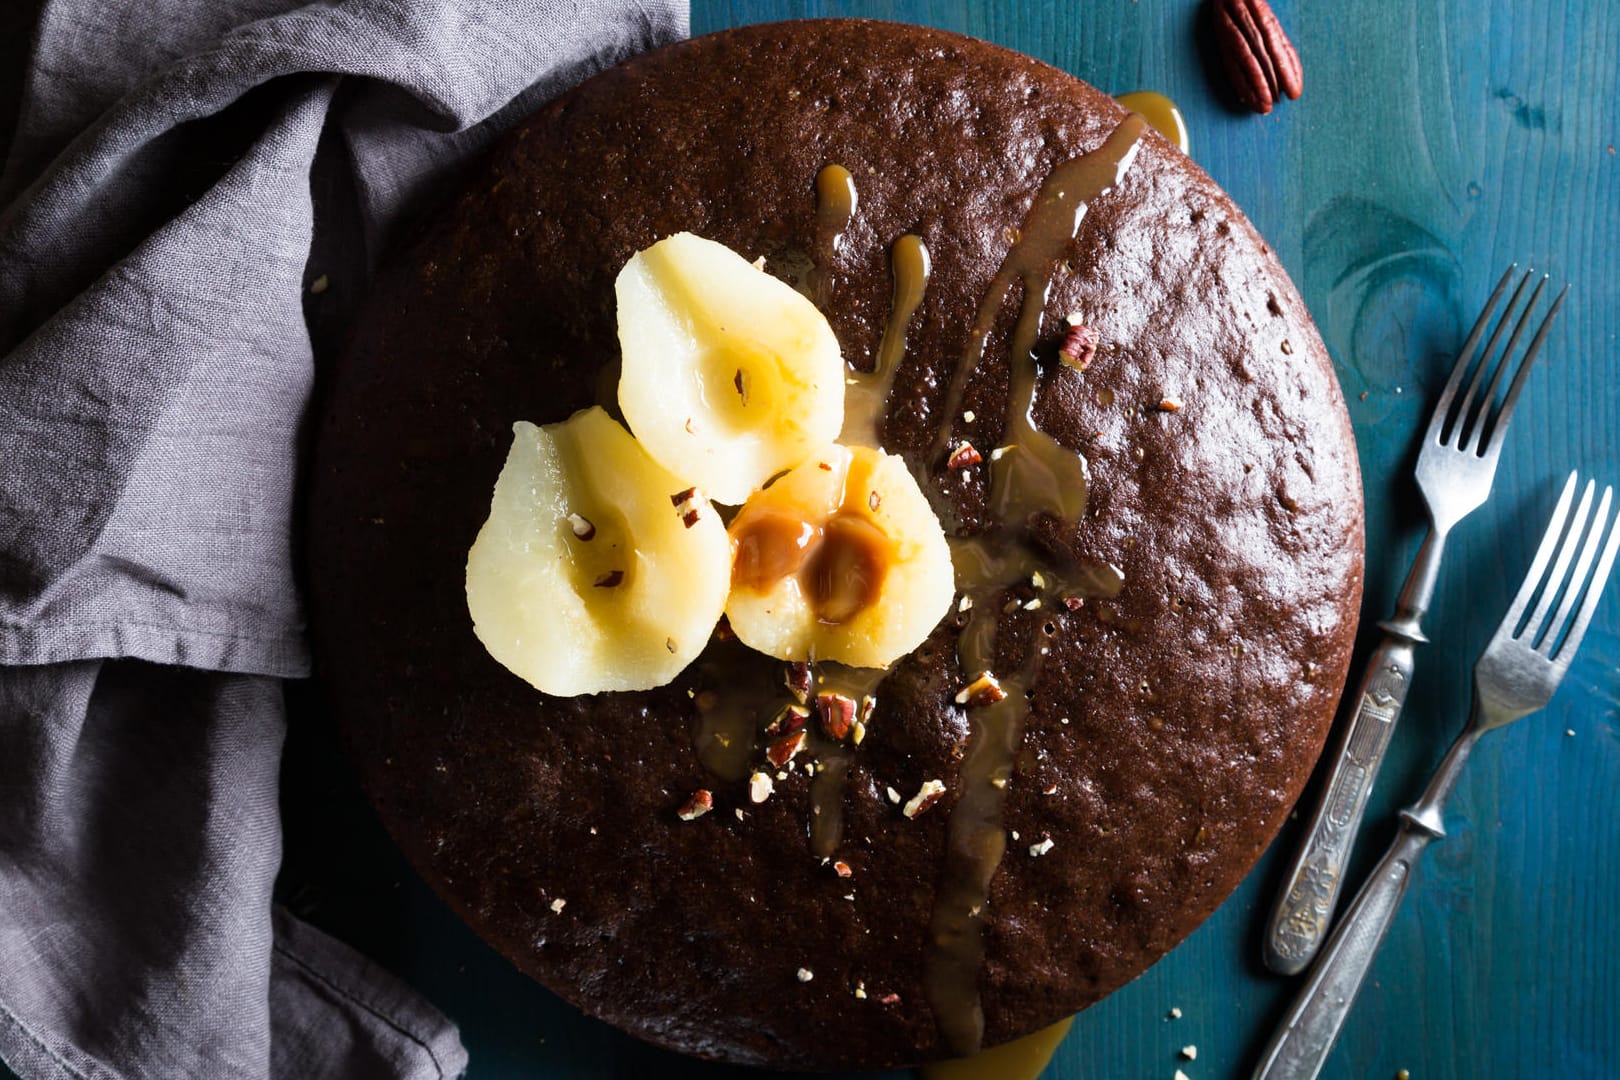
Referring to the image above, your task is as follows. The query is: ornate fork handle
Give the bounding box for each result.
[1263,528,1442,974]
[1253,730,1478,1080]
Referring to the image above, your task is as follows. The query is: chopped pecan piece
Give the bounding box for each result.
[765,702,810,736]
[815,692,857,740]
[766,730,807,768]
[1059,321,1100,370]
[902,779,947,819]
[676,790,713,821]
[669,486,703,527]
[954,671,1007,707]
[946,441,982,470]
[784,661,813,702]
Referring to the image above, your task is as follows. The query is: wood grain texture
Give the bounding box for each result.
[263,3,1620,1079]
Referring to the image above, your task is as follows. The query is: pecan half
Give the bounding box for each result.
[1213,0,1303,114]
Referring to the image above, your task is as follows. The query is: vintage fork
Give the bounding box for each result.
[1262,266,1568,974]
[1253,471,1620,1080]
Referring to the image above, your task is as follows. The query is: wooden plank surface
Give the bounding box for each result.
[271,2,1620,1079]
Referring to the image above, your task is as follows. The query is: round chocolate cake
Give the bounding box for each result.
[308,19,1364,1069]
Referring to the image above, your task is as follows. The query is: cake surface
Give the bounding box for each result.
[308,18,1364,1069]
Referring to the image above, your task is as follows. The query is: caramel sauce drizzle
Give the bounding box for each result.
[922,115,1146,1057]
[692,637,788,782]
[919,1015,1075,1080]
[807,662,887,856]
[1113,91,1189,154]
[808,749,853,856]
[811,164,858,307]
[932,114,1146,523]
[843,234,931,448]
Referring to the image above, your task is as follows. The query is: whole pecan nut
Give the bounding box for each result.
[1214,0,1303,114]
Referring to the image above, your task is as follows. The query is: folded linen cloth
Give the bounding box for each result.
[0,2,686,1078]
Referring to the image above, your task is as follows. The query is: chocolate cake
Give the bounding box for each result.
[307,18,1364,1069]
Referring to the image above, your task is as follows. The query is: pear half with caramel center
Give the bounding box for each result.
[726,445,954,668]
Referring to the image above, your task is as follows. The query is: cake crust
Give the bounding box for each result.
[308,19,1363,1068]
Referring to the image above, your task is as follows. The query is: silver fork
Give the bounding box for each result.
[1253,471,1620,1080]
[1262,266,1569,974]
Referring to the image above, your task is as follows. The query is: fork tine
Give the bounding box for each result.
[1520,478,1595,646]
[1553,487,1620,665]
[1499,471,1579,634]
[1426,264,1517,445]
[1461,275,1550,454]
[1449,269,1535,447]
[1539,485,1615,655]
[1482,283,1568,458]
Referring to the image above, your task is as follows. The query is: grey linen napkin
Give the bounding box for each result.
[0,2,687,1078]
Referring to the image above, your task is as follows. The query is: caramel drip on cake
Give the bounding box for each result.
[919,1016,1075,1080]
[932,114,1146,520]
[807,663,886,857]
[844,234,931,448]
[811,164,858,306]
[1113,91,1189,154]
[923,115,1146,1057]
[692,638,791,781]
[808,750,853,857]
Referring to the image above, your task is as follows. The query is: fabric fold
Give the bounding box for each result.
[0,1,688,1077]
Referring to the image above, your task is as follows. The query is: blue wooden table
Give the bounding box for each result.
[271,3,1620,1078]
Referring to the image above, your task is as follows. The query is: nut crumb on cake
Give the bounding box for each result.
[902,780,947,819]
